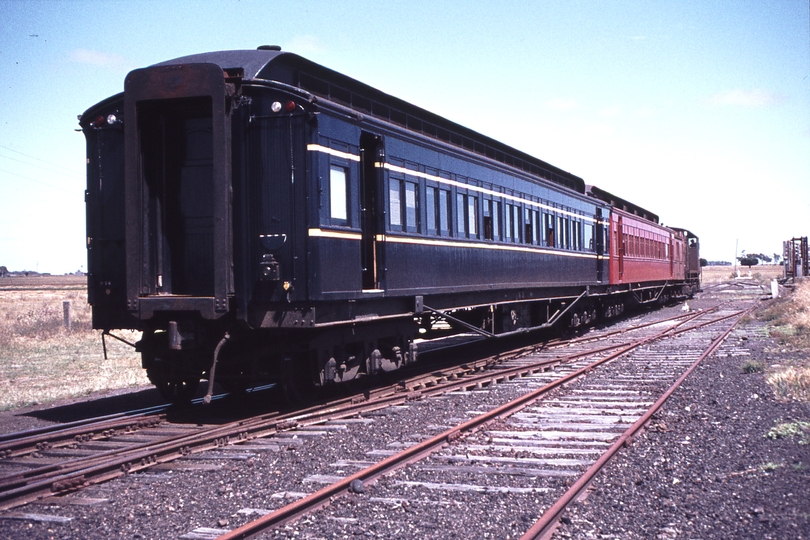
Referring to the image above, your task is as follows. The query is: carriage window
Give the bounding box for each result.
[426,187,437,234]
[505,204,512,241]
[389,178,402,228]
[524,209,531,244]
[492,201,500,240]
[456,193,466,237]
[572,220,581,251]
[584,223,594,251]
[484,199,500,241]
[439,189,450,235]
[557,216,564,249]
[524,209,538,244]
[468,195,477,237]
[562,217,570,249]
[544,213,554,247]
[523,209,530,244]
[483,199,493,240]
[405,181,419,232]
[329,166,348,223]
[512,205,521,242]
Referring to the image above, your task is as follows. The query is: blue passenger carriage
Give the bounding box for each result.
[81,47,693,402]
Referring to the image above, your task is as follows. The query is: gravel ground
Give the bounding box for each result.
[553,320,810,539]
[0,299,808,539]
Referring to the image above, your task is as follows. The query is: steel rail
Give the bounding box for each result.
[0,368,493,510]
[215,306,735,539]
[0,414,165,461]
[519,303,758,540]
[355,308,728,403]
[0,389,234,457]
[0,404,168,444]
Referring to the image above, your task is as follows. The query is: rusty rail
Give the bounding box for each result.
[519,304,757,539]
[216,306,738,539]
[0,304,731,515]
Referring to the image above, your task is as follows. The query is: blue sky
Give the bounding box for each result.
[1,0,808,273]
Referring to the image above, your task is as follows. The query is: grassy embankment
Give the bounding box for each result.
[0,276,147,411]
[702,264,808,403]
[754,275,810,403]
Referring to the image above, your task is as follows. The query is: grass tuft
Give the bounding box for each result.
[766,420,810,444]
[758,279,810,347]
[741,360,766,374]
[766,367,810,402]
[760,462,783,472]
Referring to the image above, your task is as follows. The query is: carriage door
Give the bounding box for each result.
[360,133,385,291]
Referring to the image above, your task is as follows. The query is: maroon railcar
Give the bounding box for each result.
[608,207,685,285]
[588,186,698,303]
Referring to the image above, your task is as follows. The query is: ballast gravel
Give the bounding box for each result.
[0,300,808,539]
[552,323,810,540]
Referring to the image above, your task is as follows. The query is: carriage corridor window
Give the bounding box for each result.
[329,166,348,223]
[505,204,512,241]
[557,216,569,249]
[544,213,554,247]
[405,181,419,232]
[439,189,450,235]
[524,208,538,245]
[468,195,478,237]
[389,178,402,228]
[511,205,521,242]
[571,220,581,251]
[457,193,466,237]
[426,187,437,234]
[492,201,500,239]
[483,199,500,241]
[584,222,594,251]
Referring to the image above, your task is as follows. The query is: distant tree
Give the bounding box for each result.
[699,258,708,267]
[0,266,6,277]
[758,254,772,264]
[738,255,759,268]
[773,253,781,265]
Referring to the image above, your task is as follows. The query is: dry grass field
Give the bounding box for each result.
[700,264,784,285]
[0,276,147,411]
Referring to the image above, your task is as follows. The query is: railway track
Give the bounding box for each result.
[0,305,710,512]
[0,297,761,538]
[207,302,754,539]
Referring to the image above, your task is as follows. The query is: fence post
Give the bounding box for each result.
[63,300,72,331]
